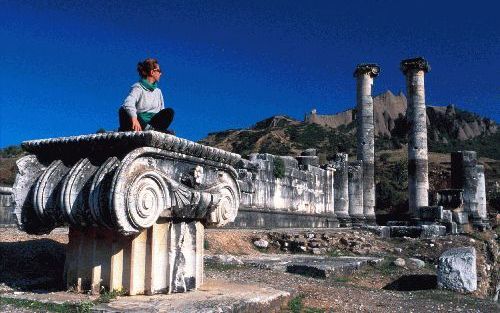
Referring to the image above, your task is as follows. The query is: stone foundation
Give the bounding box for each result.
[228,208,337,228]
[65,220,204,295]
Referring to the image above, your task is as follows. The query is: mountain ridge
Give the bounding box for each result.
[199,90,498,159]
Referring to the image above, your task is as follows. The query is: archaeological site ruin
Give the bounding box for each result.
[4,57,492,299]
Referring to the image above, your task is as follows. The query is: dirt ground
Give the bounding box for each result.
[205,228,499,312]
[0,226,498,312]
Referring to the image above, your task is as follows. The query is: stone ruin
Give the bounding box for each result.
[9,56,491,296]
[432,150,489,232]
[13,132,241,295]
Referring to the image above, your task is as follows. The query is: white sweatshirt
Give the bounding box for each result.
[121,82,164,118]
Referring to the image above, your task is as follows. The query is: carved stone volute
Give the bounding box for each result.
[353,63,380,77]
[13,131,241,235]
[400,57,431,74]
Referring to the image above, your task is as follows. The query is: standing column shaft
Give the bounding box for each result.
[401,57,430,217]
[476,165,487,221]
[348,161,364,226]
[333,153,351,226]
[451,151,478,214]
[354,64,380,224]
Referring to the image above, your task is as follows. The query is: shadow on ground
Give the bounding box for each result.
[0,239,66,292]
[383,274,437,291]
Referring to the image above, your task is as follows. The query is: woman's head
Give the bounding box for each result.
[137,58,162,82]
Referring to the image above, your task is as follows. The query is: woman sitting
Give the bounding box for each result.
[119,58,174,133]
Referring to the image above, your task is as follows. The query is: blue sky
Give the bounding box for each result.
[1,0,499,147]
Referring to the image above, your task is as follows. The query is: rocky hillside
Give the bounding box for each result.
[305,90,497,141]
[200,90,498,160]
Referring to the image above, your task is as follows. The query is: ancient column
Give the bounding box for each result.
[348,161,364,226]
[333,153,351,226]
[401,57,431,218]
[354,64,380,225]
[476,165,487,222]
[451,151,479,215]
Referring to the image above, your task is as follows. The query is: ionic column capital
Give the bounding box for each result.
[400,57,431,75]
[353,63,380,78]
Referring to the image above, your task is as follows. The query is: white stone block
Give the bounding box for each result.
[437,247,477,292]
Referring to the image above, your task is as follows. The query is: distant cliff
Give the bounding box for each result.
[304,90,497,141]
[200,90,498,159]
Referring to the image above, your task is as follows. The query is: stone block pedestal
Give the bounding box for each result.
[65,220,204,295]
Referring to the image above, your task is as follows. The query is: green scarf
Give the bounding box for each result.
[140,78,157,91]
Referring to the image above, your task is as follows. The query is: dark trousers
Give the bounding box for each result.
[118,107,174,131]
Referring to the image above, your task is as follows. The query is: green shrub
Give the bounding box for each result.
[273,157,285,179]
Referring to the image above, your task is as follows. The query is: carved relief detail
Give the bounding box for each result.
[126,170,169,230]
[14,144,240,235]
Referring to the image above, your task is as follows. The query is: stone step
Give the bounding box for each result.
[92,279,290,313]
[206,254,383,278]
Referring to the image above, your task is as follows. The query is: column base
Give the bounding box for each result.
[64,219,204,295]
[349,215,366,227]
[327,215,340,228]
[364,215,377,226]
[336,213,352,227]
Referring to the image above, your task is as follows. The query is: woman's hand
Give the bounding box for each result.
[131,117,142,131]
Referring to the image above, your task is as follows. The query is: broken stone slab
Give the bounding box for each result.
[6,279,291,313]
[437,247,477,293]
[213,254,383,278]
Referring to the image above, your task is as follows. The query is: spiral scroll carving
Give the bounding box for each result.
[207,184,239,227]
[205,172,240,227]
[89,157,119,228]
[60,158,98,226]
[15,143,241,235]
[125,170,169,230]
[33,160,69,224]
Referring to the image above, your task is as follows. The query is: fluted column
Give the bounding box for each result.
[333,153,351,226]
[476,165,487,221]
[354,64,380,225]
[401,57,430,218]
[348,161,364,226]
